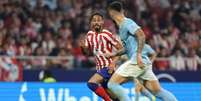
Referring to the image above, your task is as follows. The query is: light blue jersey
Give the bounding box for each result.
[119,18,153,64]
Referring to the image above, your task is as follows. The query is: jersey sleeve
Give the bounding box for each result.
[85,32,93,50]
[146,45,155,54]
[127,20,140,35]
[102,30,119,46]
[110,35,120,46]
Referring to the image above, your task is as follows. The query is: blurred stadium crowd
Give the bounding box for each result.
[0,0,200,71]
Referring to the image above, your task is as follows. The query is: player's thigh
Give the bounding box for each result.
[115,60,144,79]
[109,73,128,84]
[139,64,161,94]
[140,64,157,80]
[88,73,104,83]
[144,80,161,94]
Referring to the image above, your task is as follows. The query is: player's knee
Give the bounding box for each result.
[150,87,161,95]
[151,89,161,95]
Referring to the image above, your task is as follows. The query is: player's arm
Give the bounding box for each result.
[103,32,125,57]
[112,40,125,57]
[135,29,146,68]
[80,37,93,56]
[105,47,125,59]
[114,48,125,56]
[81,46,92,56]
[135,29,145,57]
[127,21,145,67]
[109,56,120,69]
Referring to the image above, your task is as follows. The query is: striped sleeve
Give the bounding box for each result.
[102,30,118,46]
[85,31,93,50]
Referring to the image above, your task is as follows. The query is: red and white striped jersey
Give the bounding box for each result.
[85,29,120,69]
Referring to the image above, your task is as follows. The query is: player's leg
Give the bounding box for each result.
[100,80,120,101]
[141,64,177,101]
[144,80,177,101]
[107,73,130,101]
[134,79,156,101]
[105,89,120,101]
[134,79,142,101]
[108,60,139,101]
[87,73,111,101]
[118,61,155,101]
[100,68,120,101]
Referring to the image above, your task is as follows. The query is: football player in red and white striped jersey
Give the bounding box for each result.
[80,12,122,101]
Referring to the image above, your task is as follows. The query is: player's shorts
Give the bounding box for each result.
[115,60,158,81]
[96,67,114,88]
[96,67,114,80]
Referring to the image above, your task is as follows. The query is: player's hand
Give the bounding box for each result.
[104,53,111,58]
[79,39,87,49]
[103,53,115,59]
[137,54,144,69]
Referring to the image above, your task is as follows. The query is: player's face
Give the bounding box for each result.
[90,15,104,32]
[108,9,116,20]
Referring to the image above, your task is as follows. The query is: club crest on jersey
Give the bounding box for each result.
[108,69,113,74]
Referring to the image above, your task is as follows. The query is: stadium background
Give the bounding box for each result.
[0,0,201,101]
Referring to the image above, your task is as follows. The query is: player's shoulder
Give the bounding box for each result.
[101,29,113,36]
[102,29,113,34]
[123,17,140,32]
[86,30,95,36]
[125,17,136,24]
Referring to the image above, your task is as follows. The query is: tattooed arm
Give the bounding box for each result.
[135,29,145,68]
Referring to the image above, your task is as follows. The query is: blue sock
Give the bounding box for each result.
[141,89,155,101]
[155,88,178,101]
[108,82,131,101]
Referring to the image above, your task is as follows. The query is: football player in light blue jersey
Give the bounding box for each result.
[117,44,157,101]
[106,1,178,101]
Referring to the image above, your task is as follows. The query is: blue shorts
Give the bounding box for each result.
[97,67,114,79]
[96,67,114,88]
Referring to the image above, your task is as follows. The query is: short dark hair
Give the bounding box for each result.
[89,12,104,21]
[108,1,123,12]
